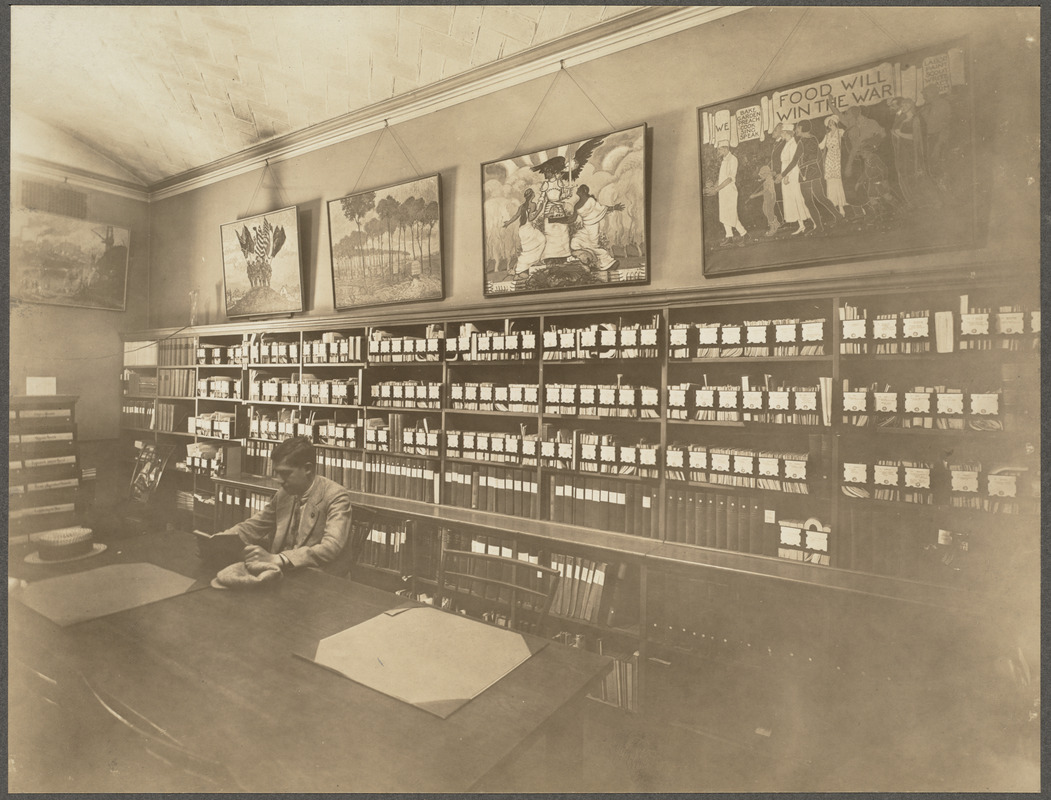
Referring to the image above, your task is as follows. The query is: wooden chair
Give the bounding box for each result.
[437,542,560,635]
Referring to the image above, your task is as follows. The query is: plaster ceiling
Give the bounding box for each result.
[11,5,641,187]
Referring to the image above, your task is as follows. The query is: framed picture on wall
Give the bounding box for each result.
[699,39,975,276]
[327,175,444,310]
[481,124,649,297]
[220,206,304,318]
[10,207,130,311]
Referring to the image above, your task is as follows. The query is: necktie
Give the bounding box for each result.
[284,498,304,551]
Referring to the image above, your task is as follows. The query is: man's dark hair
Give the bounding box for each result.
[271,436,316,471]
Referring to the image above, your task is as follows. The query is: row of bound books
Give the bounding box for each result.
[547,474,658,538]
[315,448,366,491]
[443,462,538,518]
[216,484,274,529]
[664,488,769,554]
[550,553,608,624]
[363,454,439,502]
[157,337,196,366]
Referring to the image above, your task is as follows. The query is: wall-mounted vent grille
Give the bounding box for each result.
[21,180,88,219]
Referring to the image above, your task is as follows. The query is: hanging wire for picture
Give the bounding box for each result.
[242,159,291,218]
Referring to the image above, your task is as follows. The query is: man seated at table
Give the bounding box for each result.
[221,436,353,575]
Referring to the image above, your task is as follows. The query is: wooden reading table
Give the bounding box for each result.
[9,531,612,792]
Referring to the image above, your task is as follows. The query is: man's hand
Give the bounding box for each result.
[244,544,282,575]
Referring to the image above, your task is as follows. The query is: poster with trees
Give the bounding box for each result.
[482,124,648,297]
[327,175,444,310]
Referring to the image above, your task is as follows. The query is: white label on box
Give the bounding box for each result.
[479,385,494,402]
[478,336,492,352]
[618,387,637,406]
[541,441,556,458]
[742,391,764,410]
[874,464,900,486]
[522,439,537,457]
[801,320,824,342]
[904,392,931,414]
[746,325,768,344]
[600,329,618,347]
[784,460,807,481]
[621,328,639,347]
[711,453,731,472]
[842,391,868,412]
[559,331,575,349]
[579,386,596,406]
[969,393,999,416]
[951,470,979,493]
[524,386,539,404]
[494,386,508,402]
[775,323,798,343]
[720,326,742,345]
[873,318,897,340]
[936,393,965,415]
[445,337,458,353]
[695,389,715,408]
[579,329,597,348]
[841,319,867,340]
[688,450,707,469]
[768,391,790,411]
[670,327,689,346]
[733,454,754,475]
[667,449,684,468]
[601,445,617,462]
[557,442,574,459]
[902,316,930,338]
[545,386,560,403]
[805,529,829,552]
[758,456,779,477]
[640,448,657,466]
[641,328,658,347]
[462,432,476,449]
[621,446,637,465]
[521,333,536,350]
[669,389,687,408]
[476,434,491,450]
[697,326,719,345]
[843,463,868,484]
[780,525,802,546]
[794,391,817,412]
[543,331,558,349]
[874,392,898,413]
[641,387,659,407]
[987,474,1017,498]
[718,390,738,409]
[581,443,597,461]
[599,387,617,405]
[960,313,990,336]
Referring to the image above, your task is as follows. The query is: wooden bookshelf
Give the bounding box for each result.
[122,270,1039,709]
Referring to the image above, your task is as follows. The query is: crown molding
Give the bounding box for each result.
[12,154,150,202]
[147,5,750,201]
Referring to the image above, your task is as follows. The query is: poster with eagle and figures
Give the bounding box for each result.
[220,206,304,318]
[482,124,648,297]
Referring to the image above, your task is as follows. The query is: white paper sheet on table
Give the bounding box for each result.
[297,605,545,718]
[15,563,199,626]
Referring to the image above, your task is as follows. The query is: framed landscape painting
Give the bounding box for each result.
[10,207,130,311]
[482,124,648,297]
[220,206,304,318]
[327,175,444,310]
[699,40,975,276]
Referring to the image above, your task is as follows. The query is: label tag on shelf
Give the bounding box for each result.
[987,474,1017,498]
[904,392,932,414]
[873,464,900,486]
[936,393,965,415]
[768,391,790,411]
[950,470,979,493]
[775,323,798,343]
[960,313,990,336]
[874,392,898,413]
[969,393,1000,416]
[841,319,867,340]
[843,463,868,484]
[902,316,930,339]
[873,318,897,340]
[843,391,868,412]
